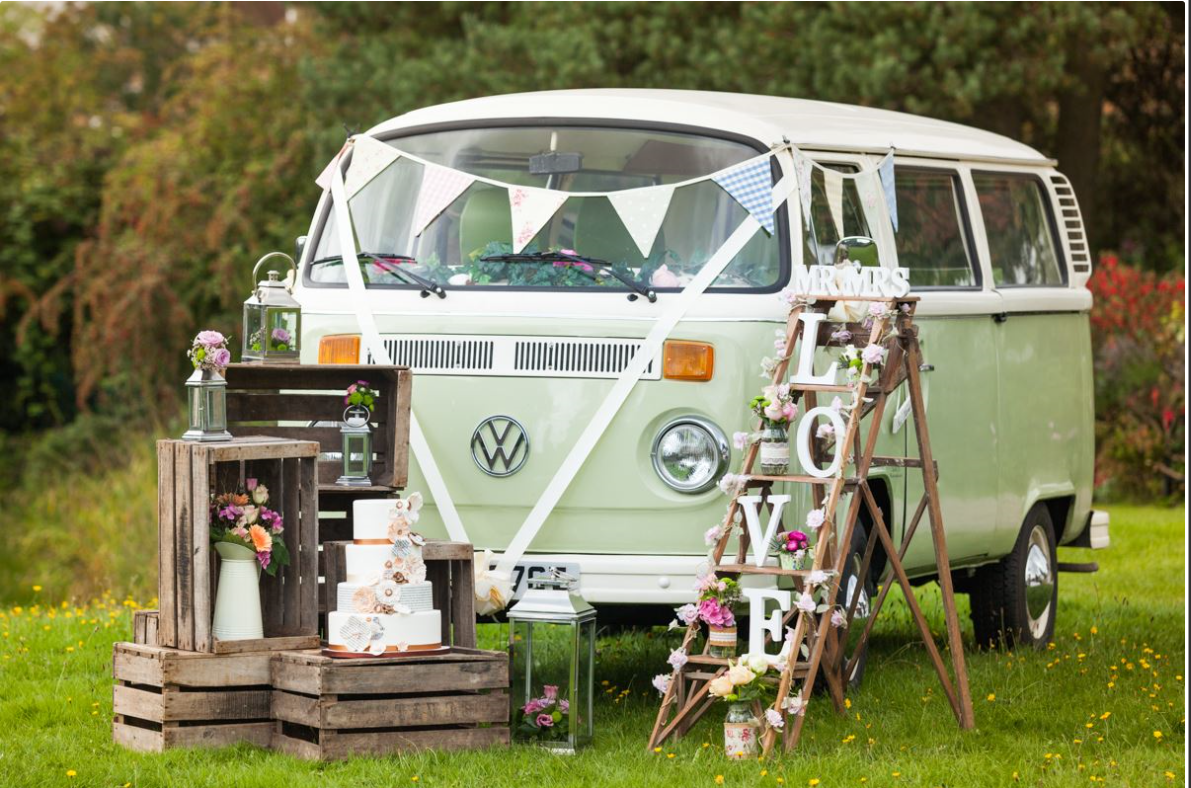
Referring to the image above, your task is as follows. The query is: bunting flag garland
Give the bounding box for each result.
[713,158,777,234]
[855,170,883,222]
[823,167,845,238]
[509,187,570,253]
[878,155,898,232]
[606,185,675,257]
[412,164,475,237]
[795,155,813,230]
[344,136,401,199]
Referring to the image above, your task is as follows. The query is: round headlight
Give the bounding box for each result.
[651,416,730,493]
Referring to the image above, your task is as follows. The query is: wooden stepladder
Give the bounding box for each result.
[648,295,974,758]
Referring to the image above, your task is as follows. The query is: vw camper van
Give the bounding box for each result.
[296,90,1108,652]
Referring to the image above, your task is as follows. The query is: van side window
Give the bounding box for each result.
[973,172,1064,286]
[895,170,977,287]
[803,164,872,266]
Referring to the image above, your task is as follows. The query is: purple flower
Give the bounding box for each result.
[218,504,242,522]
[558,699,569,713]
[208,348,231,369]
[257,551,271,570]
[271,328,291,344]
[667,648,689,671]
[522,698,548,715]
[260,508,284,533]
[195,330,225,348]
[535,713,554,728]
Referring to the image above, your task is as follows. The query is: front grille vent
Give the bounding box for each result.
[371,334,660,379]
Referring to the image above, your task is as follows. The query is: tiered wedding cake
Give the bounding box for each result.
[326,493,443,655]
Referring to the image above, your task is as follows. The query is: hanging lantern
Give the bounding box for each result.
[336,405,373,486]
[507,570,596,753]
[242,252,301,364]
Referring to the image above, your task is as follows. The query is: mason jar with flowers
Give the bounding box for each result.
[748,384,797,475]
[707,654,778,759]
[771,528,812,571]
[208,479,291,641]
[676,574,742,657]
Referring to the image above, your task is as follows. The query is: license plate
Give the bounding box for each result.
[499,561,582,600]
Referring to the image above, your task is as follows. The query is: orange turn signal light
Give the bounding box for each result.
[318,334,361,365]
[663,340,714,381]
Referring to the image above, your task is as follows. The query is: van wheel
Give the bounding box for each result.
[969,504,1057,650]
[835,523,875,687]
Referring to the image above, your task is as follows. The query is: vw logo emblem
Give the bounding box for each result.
[471,416,530,477]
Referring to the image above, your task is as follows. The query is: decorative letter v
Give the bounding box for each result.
[738,494,791,568]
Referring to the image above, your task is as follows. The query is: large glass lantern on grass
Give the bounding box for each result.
[242,252,301,364]
[507,570,596,753]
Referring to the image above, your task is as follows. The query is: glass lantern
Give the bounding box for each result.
[242,252,301,364]
[336,405,373,486]
[507,570,596,753]
[181,367,232,442]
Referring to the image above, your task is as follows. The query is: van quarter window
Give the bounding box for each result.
[894,169,978,288]
[973,172,1065,287]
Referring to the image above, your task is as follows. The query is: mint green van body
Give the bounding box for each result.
[296,90,1107,648]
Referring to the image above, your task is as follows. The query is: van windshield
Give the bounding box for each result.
[306,125,785,292]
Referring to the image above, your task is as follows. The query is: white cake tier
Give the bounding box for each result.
[345,543,425,584]
[353,498,419,541]
[337,580,434,613]
[327,610,441,654]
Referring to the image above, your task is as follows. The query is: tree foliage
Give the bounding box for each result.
[0,1,1183,443]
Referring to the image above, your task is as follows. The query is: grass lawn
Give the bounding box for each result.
[0,504,1183,787]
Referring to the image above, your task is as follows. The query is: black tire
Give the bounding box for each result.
[969,503,1058,650]
[836,523,876,687]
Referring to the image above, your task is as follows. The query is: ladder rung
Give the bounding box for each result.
[716,564,811,577]
[789,383,854,393]
[685,655,812,672]
[745,474,858,486]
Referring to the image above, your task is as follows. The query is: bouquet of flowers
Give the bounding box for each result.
[210,478,290,575]
[517,684,570,741]
[674,574,741,629]
[188,330,232,373]
[344,380,379,412]
[248,326,293,353]
[707,654,776,704]
[771,529,813,570]
[749,383,797,427]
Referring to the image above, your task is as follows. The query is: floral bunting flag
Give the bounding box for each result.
[606,185,675,257]
[795,156,813,230]
[878,155,898,232]
[344,136,401,200]
[713,158,776,234]
[315,141,350,192]
[509,187,569,253]
[823,167,845,238]
[855,170,884,224]
[412,164,476,237]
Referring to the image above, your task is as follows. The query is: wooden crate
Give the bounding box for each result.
[270,648,509,760]
[223,363,412,493]
[321,540,476,649]
[157,437,321,654]
[111,642,274,752]
[133,610,158,646]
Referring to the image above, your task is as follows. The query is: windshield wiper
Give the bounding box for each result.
[311,252,446,298]
[480,251,657,303]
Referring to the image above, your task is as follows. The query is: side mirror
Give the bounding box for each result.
[295,235,308,264]
[834,235,879,267]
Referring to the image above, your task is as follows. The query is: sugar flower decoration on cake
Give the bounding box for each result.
[387,518,411,542]
[352,586,378,614]
[392,554,427,584]
[389,492,423,524]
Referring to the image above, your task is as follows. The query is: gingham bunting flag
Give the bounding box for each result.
[607,185,675,257]
[412,164,476,237]
[713,157,776,235]
[344,136,401,199]
[878,155,898,232]
[509,186,569,253]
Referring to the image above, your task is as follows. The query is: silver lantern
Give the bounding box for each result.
[242,252,301,364]
[182,367,232,442]
[507,570,596,753]
[336,405,373,486]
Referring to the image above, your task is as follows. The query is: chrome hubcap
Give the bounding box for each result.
[1023,524,1054,639]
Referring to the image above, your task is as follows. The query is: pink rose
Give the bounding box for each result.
[651,265,680,288]
[209,348,231,369]
[536,713,554,728]
[542,685,559,701]
[195,330,225,348]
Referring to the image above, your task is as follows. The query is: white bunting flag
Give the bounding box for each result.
[606,185,675,257]
[856,169,883,222]
[509,187,569,253]
[795,155,813,230]
[315,142,350,192]
[713,157,776,234]
[823,167,845,238]
[344,136,401,199]
[412,164,475,237]
[878,155,898,232]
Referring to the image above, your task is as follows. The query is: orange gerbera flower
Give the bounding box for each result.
[248,525,272,552]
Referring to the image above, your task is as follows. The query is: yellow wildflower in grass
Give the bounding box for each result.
[653,746,662,753]
[809,779,820,787]
[715,776,724,785]
[667,753,675,759]
[1152,731,1163,739]
[1100,712,1111,720]
[32,585,42,592]
[986,693,995,702]
[66,771,76,778]
[411,777,419,782]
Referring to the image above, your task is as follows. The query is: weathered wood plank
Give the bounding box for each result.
[323,692,507,729]
[133,610,159,647]
[270,690,323,727]
[211,635,321,655]
[205,441,319,462]
[191,446,212,652]
[299,457,319,634]
[228,393,391,425]
[113,684,165,723]
[157,443,177,649]
[162,721,273,750]
[164,688,272,721]
[112,720,166,753]
[319,726,509,760]
[174,442,195,652]
[321,659,510,696]
[450,558,477,649]
[389,367,412,488]
[270,655,323,696]
[270,728,324,760]
[422,541,474,561]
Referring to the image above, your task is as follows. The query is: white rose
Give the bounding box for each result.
[746,654,770,674]
[251,484,269,505]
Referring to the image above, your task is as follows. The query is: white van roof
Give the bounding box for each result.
[368,89,1052,166]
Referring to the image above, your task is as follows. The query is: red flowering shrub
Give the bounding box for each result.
[1088,254,1185,500]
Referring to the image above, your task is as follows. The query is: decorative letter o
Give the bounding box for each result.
[795,406,847,478]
